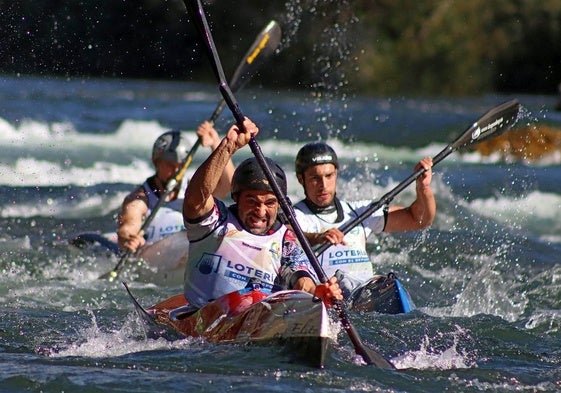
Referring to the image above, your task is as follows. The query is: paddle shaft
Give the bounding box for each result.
[101,19,282,281]
[184,0,394,369]
[314,98,521,257]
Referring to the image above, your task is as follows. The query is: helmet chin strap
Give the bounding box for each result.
[303,195,344,223]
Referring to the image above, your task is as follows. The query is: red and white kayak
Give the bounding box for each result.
[123,273,414,367]
[124,283,334,368]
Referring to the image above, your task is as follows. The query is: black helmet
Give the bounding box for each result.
[231,157,287,197]
[295,142,338,174]
[152,130,191,163]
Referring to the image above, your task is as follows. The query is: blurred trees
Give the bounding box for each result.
[349,0,561,94]
[1,0,560,95]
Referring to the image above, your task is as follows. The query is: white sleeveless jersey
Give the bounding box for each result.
[294,199,386,280]
[142,181,185,244]
[184,200,314,308]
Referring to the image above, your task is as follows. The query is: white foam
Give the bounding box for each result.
[392,329,476,370]
[467,191,561,234]
[49,310,197,359]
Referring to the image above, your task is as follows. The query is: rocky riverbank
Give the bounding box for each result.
[471,124,561,163]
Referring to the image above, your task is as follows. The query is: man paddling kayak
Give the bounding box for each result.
[293,142,435,298]
[117,122,235,253]
[182,118,342,309]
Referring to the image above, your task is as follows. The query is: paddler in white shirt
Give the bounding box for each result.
[117,122,235,253]
[293,141,435,298]
[182,117,342,309]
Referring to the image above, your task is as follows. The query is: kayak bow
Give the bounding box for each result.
[124,283,333,368]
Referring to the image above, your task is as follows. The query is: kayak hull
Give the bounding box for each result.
[125,284,333,368]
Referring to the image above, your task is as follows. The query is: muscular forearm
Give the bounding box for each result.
[213,158,235,199]
[198,120,235,200]
[185,117,258,219]
[184,137,238,219]
[408,183,436,228]
[117,200,148,251]
[386,157,435,232]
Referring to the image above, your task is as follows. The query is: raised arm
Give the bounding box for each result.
[196,121,236,199]
[183,117,258,220]
[385,157,436,232]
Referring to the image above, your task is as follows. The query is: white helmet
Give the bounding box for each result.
[152,130,191,163]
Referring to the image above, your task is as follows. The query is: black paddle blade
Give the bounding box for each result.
[69,232,120,255]
[362,346,395,369]
[335,302,395,369]
[451,99,520,150]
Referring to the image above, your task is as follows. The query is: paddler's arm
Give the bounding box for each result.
[196,121,236,200]
[385,157,436,231]
[117,191,148,252]
[294,276,343,307]
[184,117,259,220]
[284,222,346,247]
[305,228,346,246]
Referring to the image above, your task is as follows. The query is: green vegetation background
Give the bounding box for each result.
[2,0,560,95]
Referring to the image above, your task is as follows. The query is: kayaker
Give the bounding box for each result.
[182,117,342,309]
[117,121,235,253]
[293,141,435,298]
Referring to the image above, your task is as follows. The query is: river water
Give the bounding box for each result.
[1,75,561,392]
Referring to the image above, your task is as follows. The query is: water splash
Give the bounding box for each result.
[47,310,192,358]
[392,327,476,370]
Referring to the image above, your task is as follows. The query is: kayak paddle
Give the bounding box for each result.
[183,0,395,369]
[70,232,120,255]
[99,19,282,281]
[313,99,521,257]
